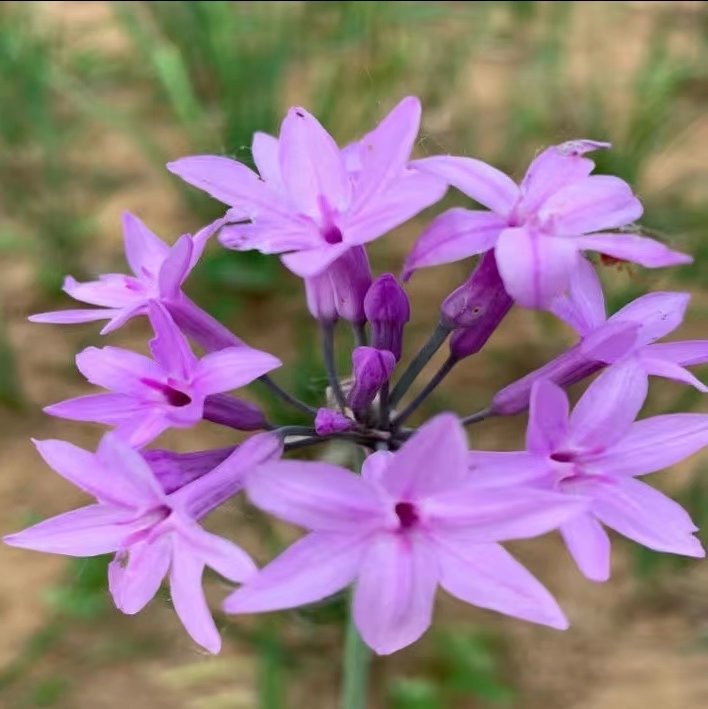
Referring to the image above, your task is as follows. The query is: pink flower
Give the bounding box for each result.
[404,140,691,308]
[473,361,707,582]
[224,415,584,654]
[44,302,280,447]
[167,97,446,278]
[4,433,282,653]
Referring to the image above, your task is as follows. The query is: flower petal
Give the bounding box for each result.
[435,539,568,629]
[526,380,570,454]
[608,291,689,346]
[122,212,170,279]
[280,243,352,278]
[559,513,611,582]
[63,275,145,308]
[584,413,708,477]
[245,461,386,532]
[158,235,193,299]
[412,155,519,215]
[279,106,350,215]
[495,227,578,308]
[644,340,708,366]
[539,175,642,235]
[251,131,282,186]
[113,411,171,449]
[640,357,708,392]
[380,414,469,499]
[76,346,163,396]
[193,347,281,395]
[361,450,394,485]
[549,257,606,335]
[44,393,146,425]
[402,208,505,278]
[148,301,197,379]
[568,359,648,451]
[467,451,554,488]
[169,536,221,654]
[108,536,171,614]
[223,532,365,613]
[4,504,144,556]
[588,478,704,557]
[353,533,439,655]
[575,233,692,268]
[29,308,119,325]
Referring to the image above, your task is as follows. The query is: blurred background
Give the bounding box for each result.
[1,1,708,707]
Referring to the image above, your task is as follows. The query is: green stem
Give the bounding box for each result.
[340,603,372,709]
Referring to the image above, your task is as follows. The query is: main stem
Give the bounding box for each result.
[340,598,372,709]
[258,375,317,417]
[388,323,451,408]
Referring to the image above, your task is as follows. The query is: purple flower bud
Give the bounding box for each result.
[167,292,244,352]
[446,253,513,359]
[143,445,236,494]
[203,394,269,431]
[364,274,410,361]
[305,272,338,323]
[348,346,396,414]
[328,246,372,324]
[315,407,355,435]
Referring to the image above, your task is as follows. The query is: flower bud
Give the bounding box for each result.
[203,394,269,431]
[446,253,513,359]
[315,407,355,435]
[348,346,396,414]
[328,246,372,324]
[305,272,338,324]
[143,445,236,494]
[364,273,410,361]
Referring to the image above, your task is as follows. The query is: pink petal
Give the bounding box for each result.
[350,96,422,209]
[380,414,469,500]
[193,347,281,395]
[589,478,704,557]
[99,304,147,334]
[549,257,606,335]
[412,155,519,216]
[219,217,319,255]
[169,537,221,653]
[223,532,365,613]
[158,235,193,299]
[108,536,171,614]
[402,208,505,278]
[148,301,197,379]
[278,106,350,216]
[579,321,639,363]
[245,461,386,532]
[281,243,351,278]
[345,171,448,249]
[495,227,579,308]
[526,380,570,454]
[467,451,554,488]
[640,357,708,392]
[575,233,692,268]
[644,340,708,366]
[29,308,118,325]
[63,275,147,308]
[519,142,605,212]
[4,504,144,556]
[361,450,394,484]
[559,513,610,582]
[251,131,282,186]
[608,292,689,346]
[353,533,439,655]
[434,538,568,629]
[568,359,648,451]
[76,346,163,396]
[167,155,288,217]
[583,413,708,477]
[424,486,585,541]
[121,212,170,278]
[112,411,171,449]
[538,175,643,235]
[44,393,145,425]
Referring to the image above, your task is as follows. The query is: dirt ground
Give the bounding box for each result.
[2,2,708,707]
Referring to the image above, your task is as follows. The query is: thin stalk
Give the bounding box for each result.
[340,597,372,709]
[378,381,390,429]
[352,322,368,348]
[274,425,318,438]
[392,356,457,428]
[461,407,493,426]
[388,323,451,407]
[258,375,317,417]
[322,322,347,412]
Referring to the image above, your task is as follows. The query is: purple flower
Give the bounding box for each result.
[405,140,691,307]
[45,302,280,447]
[144,446,237,494]
[4,433,282,653]
[493,258,707,414]
[29,213,237,349]
[314,408,354,436]
[473,362,707,582]
[167,97,446,278]
[224,415,584,654]
[348,346,396,416]
[364,273,410,361]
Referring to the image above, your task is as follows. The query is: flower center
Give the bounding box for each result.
[322,224,343,244]
[550,451,576,463]
[394,501,419,530]
[141,378,193,407]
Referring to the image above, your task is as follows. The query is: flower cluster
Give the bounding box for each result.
[8,97,708,656]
